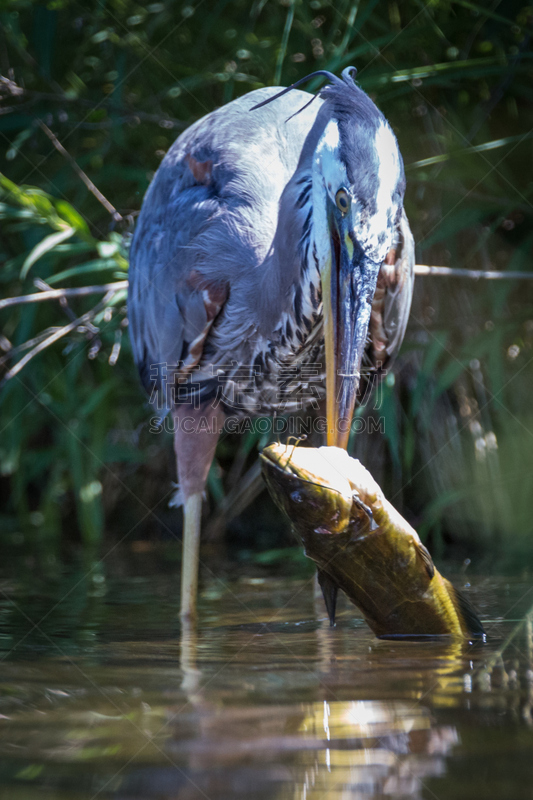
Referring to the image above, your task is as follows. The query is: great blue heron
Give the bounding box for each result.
[128,68,414,620]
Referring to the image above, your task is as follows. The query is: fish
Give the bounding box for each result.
[260,443,486,640]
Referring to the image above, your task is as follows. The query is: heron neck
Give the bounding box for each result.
[254,105,333,334]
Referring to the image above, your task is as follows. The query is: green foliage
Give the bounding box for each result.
[0,177,138,546]
[1,0,533,566]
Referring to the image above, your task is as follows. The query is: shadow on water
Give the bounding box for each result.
[0,557,532,799]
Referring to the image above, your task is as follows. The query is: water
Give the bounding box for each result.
[0,556,532,799]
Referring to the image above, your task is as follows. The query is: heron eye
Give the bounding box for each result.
[335,188,350,214]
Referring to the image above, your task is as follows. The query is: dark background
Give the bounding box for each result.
[1,0,533,572]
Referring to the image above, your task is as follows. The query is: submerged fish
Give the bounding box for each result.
[261,443,485,640]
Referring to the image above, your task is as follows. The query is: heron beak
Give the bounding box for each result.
[322,216,381,449]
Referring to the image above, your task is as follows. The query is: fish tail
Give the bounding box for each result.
[451,585,486,638]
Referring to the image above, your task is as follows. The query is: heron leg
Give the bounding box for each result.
[180,493,203,621]
[173,402,225,621]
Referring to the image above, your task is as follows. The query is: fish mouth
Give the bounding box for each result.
[259,449,341,496]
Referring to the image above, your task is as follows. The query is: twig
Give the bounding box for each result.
[0,291,115,389]
[0,281,128,310]
[109,329,122,366]
[414,265,533,280]
[34,277,77,323]
[0,327,61,368]
[34,277,99,334]
[2,267,532,315]
[0,334,12,353]
[0,76,23,100]
[37,120,123,223]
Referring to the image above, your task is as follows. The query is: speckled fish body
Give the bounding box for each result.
[261,444,485,640]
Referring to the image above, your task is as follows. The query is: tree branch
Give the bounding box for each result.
[414,265,533,279]
[0,291,117,389]
[37,120,123,222]
[0,281,128,310]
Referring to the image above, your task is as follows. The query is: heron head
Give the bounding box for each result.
[313,81,405,448]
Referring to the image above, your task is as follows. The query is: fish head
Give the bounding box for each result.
[260,443,376,535]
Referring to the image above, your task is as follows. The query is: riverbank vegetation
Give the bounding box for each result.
[1,0,533,569]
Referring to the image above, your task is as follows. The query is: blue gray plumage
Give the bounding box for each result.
[128,72,414,418]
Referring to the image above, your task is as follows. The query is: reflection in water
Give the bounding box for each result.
[180,618,201,697]
[288,700,457,800]
[0,572,532,799]
[161,699,458,799]
[175,583,465,799]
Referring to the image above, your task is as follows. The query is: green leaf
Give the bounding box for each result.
[0,174,62,229]
[47,258,117,285]
[55,200,92,238]
[207,458,225,504]
[433,359,468,398]
[97,240,119,257]
[6,126,33,161]
[20,227,76,279]
[418,490,464,542]
[381,377,401,470]
[410,332,449,417]
[15,764,44,781]
[78,381,116,417]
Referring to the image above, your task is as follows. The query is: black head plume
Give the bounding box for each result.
[250,66,359,112]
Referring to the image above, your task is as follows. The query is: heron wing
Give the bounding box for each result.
[128,86,325,406]
[128,156,229,404]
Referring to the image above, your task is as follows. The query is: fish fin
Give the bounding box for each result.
[415,542,435,579]
[452,586,486,638]
[352,492,379,531]
[317,570,339,628]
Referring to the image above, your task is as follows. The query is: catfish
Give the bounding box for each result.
[261,443,485,640]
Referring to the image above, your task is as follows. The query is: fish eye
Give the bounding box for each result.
[290,490,303,503]
[335,188,350,214]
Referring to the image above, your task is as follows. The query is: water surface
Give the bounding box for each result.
[0,558,532,799]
